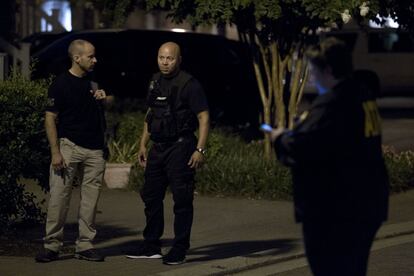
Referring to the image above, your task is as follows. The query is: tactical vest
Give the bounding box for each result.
[146,71,198,142]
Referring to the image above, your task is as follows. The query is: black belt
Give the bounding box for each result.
[152,135,192,151]
[152,132,194,143]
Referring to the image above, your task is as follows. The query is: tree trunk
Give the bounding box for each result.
[252,49,272,160]
[288,50,309,129]
[245,31,308,160]
[70,0,86,31]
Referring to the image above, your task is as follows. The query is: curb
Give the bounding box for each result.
[151,220,414,276]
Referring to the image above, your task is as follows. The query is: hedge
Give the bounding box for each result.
[0,74,50,232]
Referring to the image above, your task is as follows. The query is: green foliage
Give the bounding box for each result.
[108,140,139,163]
[145,0,414,38]
[146,0,376,47]
[107,111,146,163]
[383,146,414,193]
[196,129,292,199]
[127,162,145,191]
[106,109,147,189]
[0,74,49,232]
[115,112,146,146]
[91,0,137,28]
[128,128,293,200]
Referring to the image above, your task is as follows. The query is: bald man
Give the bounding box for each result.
[126,42,210,265]
[35,39,109,263]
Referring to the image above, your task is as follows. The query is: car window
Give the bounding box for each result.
[368,31,414,53]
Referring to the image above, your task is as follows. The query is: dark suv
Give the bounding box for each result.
[32,29,260,126]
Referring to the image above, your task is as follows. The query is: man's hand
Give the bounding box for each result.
[51,151,66,171]
[188,151,205,169]
[138,146,147,168]
[91,89,106,100]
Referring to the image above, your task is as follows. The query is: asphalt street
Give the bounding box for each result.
[264,240,414,276]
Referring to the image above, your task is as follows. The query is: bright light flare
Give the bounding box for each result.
[41,0,72,32]
[171,28,187,33]
[369,15,399,29]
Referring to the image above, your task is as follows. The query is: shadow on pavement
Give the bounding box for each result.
[97,238,174,257]
[186,238,298,263]
[1,222,140,257]
[62,223,138,245]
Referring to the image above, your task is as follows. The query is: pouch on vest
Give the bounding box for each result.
[147,80,178,140]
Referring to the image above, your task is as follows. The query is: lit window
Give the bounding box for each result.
[41,0,72,32]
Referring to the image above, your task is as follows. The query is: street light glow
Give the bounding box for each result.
[171,28,187,33]
[369,15,399,29]
[41,0,72,32]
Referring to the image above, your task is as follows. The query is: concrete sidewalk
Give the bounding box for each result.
[1,187,414,276]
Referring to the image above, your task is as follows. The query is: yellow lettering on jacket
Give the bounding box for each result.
[363,101,381,138]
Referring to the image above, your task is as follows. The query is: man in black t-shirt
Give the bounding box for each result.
[35,39,111,263]
[126,42,210,265]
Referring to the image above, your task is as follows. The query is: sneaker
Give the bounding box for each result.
[162,247,186,265]
[74,249,105,262]
[35,248,59,263]
[126,243,162,259]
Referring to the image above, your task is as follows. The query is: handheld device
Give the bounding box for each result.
[260,123,273,133]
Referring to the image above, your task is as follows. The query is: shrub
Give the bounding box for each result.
[128,162,145,191]
[114,112,146,146]
[128,128,293,200]
[196,130,292,200]
[108,140,139,163]
[106,111,145,163]
[383,146,414,192]
[0,74,49,232]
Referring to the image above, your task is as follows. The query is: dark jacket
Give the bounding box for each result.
[275,77,389,223]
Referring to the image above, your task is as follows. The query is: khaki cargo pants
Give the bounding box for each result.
[44,138,105,253]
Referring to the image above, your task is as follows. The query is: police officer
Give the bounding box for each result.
[126,42,209,265]
[270,37,389,276]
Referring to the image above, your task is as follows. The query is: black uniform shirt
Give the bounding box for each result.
[46,71,105,150]
[158,72,209,115]
[274,77,389,223]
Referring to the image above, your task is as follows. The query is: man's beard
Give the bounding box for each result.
[80,63,94,73]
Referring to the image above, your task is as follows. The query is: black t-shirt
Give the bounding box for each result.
[157,72,209,115]
[46,71,105,150]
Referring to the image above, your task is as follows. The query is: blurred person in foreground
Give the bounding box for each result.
[270,37,389,276]
[126,42,209,265]
[35,39,111,263]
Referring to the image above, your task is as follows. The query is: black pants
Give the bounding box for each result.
[140,135,196,250]
[302,220,382,276]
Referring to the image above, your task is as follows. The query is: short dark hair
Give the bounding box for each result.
[68,39,93,60]
[306,37,353,79]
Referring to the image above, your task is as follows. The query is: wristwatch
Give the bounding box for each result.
[196,148,207,155]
